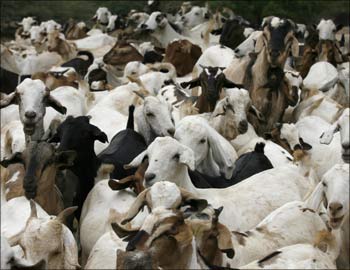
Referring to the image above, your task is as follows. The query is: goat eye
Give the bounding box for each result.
[146,112,154,117]
[168,225,178,235]
[199,138,206,144]
[322,182,327,187]
[173,153,180,160]
[195,12,200,16]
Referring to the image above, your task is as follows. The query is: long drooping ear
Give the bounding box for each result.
[207,127,235,179]
[45,93,67,115]
[55,150,77,168]
[0,92,18,108]
[180,77,200,89]
[319,124,339,144]
[217,223,235,259]
[299,137,312,150]
[12,258,47,270]
[179,188,208,212]
[255,33,266,53]
[303,182,324,211]
[91,125,108,143]
[121,189,149,225]
[222,77,244,89]
[179,145,195,171]
[55,206,78,224]
[290,35,299,57]
[124,149,148,169]
[111,221,140,239]
[0,152,23,167]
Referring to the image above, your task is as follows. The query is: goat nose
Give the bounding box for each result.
[294,144,302,150]
[25,111,37,119]
[270,50,280,58]
[329,202,343,215]
[234,48,240,54]
[238,120,248,133]
[140,23,147,29]
[144,173,156,182]
[167,128,175,136]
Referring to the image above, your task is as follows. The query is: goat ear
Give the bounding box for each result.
[180,78,200,89]
[217,223,235,259]
[12,258,46,270]
[91,126,108,143]
[124,149,148,169]
[55,150,76,168]
[45,94,67,115]
[290,36,299,57]
[319,124,339,144]
[91,15,97,21]
[303,181,324,211]
[179,188,208,212]
[121,189,148,225]
[255,33,266,53]
[223,77,244,89]
[0,92,18,108]
[299,137,312,150]
[56,206,78,224]
[0,152,23,168]
[207,127,235,179]
[179,145,195,171]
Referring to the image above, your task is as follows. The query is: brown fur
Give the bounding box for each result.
[103,40,143,66]
[47,30,77,60]
[64,19,88,40]
[165,40,202,77]
[32,71,78,90]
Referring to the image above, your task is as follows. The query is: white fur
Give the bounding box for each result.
[127,137,314,231]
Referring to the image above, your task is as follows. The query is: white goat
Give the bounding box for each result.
[304,163,349,269]
[175,115,238,179]
[126,137,314,231]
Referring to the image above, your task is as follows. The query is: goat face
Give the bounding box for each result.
[94,7,111,25]
[1,236,46,270]
[140,12,167,31]
[46,30,61,52]
[187,205,235,265]
[103,41,143,65]
[122,208,195,269]
[320,108,350,163]
[200,67,227,107]
[8,202,78,269]
[0,79,66,136]
[0,141,76,200]
[126,137,195,188]
[18,17,37,36]
[259,17,298,68]
[181,6,206,28]
[321,164,349,229]
[316,19,338,41]
[49,115,108,154]
[140,96,175,138]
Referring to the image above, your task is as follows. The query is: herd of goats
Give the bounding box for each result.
[0,1,349,269]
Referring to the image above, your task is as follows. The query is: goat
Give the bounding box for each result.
[126,137,314,231]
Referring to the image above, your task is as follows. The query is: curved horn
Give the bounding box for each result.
[121,189,149,225]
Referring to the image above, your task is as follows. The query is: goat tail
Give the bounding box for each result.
[127,105,135,130]
[77,50,94,65]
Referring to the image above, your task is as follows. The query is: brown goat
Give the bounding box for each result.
[165,39,202,76]
[0,141,76,215]
[242,17,299,135]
